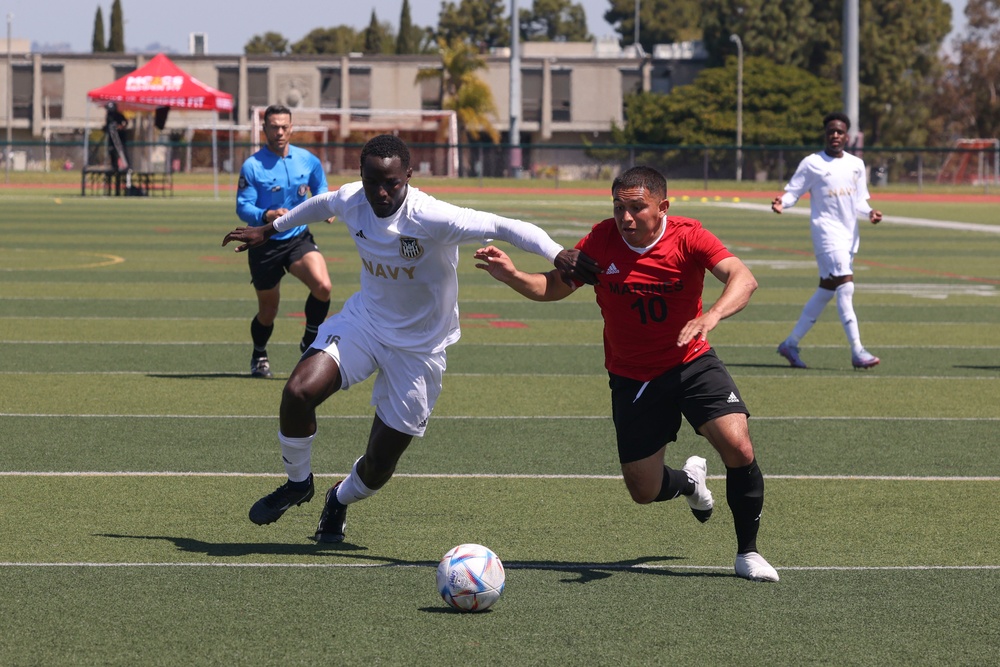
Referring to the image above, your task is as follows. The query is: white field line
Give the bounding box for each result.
[1,471,997,482]
[0,561,996,572]
[718,201,1000,234]
[2,413,999,422]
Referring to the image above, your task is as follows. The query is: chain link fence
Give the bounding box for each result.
[5,134,999,192]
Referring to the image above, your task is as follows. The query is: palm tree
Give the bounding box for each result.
[416,38,500,145]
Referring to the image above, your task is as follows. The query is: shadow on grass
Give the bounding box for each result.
[145,373,260,380]
[96,533,730,582]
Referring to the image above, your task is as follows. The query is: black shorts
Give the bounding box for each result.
[609,349,750,464]
[247,230,320,291]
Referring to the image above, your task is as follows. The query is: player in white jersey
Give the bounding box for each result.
[771,112,883,370]
[222,134,599,543]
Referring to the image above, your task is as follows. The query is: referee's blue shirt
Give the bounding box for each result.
[236,144,329,241]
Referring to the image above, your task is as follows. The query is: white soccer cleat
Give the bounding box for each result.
[777,340,807,369]
[851,349,880,369]
[681,455,713,523]
[735,552,780,582]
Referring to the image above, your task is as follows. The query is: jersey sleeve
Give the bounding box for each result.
[308,154,329,196]
[273,190,341,233]
[236,163,266,226]
[780,157,814,208]
[688,224,733,270]
[854,159,874,217]
[417,195,564,263]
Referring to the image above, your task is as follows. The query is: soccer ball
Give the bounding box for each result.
[436,543,505,612]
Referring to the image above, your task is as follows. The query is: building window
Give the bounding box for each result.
[620,68,642,117]
[551,70,571,122]
[348,67,370,110]
[41,64,64,120]
[521,68,542,123]
[319,68,341,107]
[12,65,33,120]
[216,67,238,120]
[113,64,134,80]
[248,68,269,111]
[420,73,441,111]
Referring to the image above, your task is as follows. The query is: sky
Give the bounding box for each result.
[8,0,969,55]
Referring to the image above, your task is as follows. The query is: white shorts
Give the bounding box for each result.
[816,249,854,279]
[311,311,446,437]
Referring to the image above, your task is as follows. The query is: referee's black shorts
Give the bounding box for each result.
[609,349,750,464]
[247,230,320,291]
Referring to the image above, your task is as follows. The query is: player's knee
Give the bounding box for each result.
[313,279,332,301]
[281,375,321,410]
[622,478,658,505]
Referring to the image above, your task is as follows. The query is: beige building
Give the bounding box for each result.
[1,40,707,177]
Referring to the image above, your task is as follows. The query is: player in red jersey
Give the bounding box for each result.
[474,166,778,582]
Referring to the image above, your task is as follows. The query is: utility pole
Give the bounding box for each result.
[634,0,640,47]
[843,0,860,146]
[729,33,743,182]
[509,0,522,178]
[6,13,13,184]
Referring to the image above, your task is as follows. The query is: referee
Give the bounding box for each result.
[236,104,332,378]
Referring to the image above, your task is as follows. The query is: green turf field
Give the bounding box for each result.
[1,184,998,666]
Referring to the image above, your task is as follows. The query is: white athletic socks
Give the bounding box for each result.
[787,287,835,345]
[278,431,314,483]
[835,282,864,355]
[335,457,378,505]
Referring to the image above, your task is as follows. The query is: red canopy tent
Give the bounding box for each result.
[86,52,233,112]
[84,53,234,196]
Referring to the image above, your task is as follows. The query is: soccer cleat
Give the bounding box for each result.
[735,552,780,582]
[314,482,348,543]
[250,355,273,379]
[777,341,807,369]
[852,349,880,369]
[681,455,714,523]
[248,474,314,525]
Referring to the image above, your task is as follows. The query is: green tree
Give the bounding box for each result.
[615,57,839,174]
[291,26,362,55]
[363,10,395,54]
[107,0,125,53]
[396,0,425,54]
[603,0,701,51]
[437,0,510,50]
[700,0,820,70]
[416,38,500,144]
[244,32,289,55]
[934,0,1000,139]
[92,6,106,54]
[520,0,591,42]
[858,0,951,145]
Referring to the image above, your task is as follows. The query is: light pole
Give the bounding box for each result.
[509,0,522,178]
[634,0,640,48]
[729,33,743,182]
[6,13,12,184]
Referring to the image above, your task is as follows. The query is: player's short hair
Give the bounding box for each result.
[612,166,667,200]
[361,134,411,170]
[263,104,292,124]
[823,111,851,130]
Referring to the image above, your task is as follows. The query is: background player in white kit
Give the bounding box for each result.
[772,112,883,370]
[222,134,599,543]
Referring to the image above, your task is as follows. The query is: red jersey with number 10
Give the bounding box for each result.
[575,216,733,381]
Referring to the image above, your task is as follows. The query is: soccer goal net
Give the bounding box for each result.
[250,107,459,178]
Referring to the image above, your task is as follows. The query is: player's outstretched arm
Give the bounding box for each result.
[222,224,273,253]
[771,196,784,214]
[474,245,576,302]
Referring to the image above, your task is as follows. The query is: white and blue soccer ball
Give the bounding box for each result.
[436,543,505,612]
